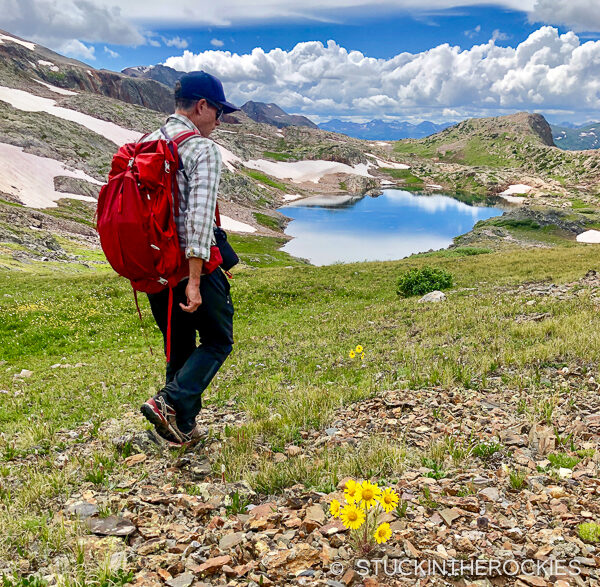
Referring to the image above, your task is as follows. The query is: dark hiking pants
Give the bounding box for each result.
[147,268,234,432]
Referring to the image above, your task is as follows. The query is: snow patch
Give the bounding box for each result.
[216,144,241,171]
[37,60,59,72]
[499,195,526,204]
[500,184,532,196]
[283,193,302,201]
[426,184,443,189]
[33,79,77,96]
[0,33,35,51]
[244,159,372,184]
[576,230,600,244]
[220,215,256,233]
[367,154,410,170]
[0,142,101,208]
[0,85,140,146]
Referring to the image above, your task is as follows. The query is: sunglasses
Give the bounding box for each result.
[203,98,224,120]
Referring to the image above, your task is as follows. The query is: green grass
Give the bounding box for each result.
[263,151,294,161]
[227,234,307,267]
[378,168,424,186]
[394,141,436,158]
[411,246,492,259]
[253,213,282,231]
[42,199,96,228]
[2,241,600,576]
[244,170,287,191]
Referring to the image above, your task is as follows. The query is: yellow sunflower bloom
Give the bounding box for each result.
[374,522,392,544]
[329,499,341,518]
[349,350,356,358]
[340,503,366,530]
[355,345,363,353]
[344,479,359,504]
[357,480,381,510]
[378,488,400,513]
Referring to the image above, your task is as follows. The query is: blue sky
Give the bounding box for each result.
[5,0,600,124]
[101,6,545,71]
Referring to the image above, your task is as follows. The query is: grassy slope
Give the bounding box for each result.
[1,239,600,576]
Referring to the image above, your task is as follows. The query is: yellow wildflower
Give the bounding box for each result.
[340,503,366,530]
[355,345,363,353]
[374,522,392,544]
[378,488,399,513]
[349,350,356,358]
[344,479,359,503]
[361,353,365,360]
[329,499,341,518]
[357,480,381,510]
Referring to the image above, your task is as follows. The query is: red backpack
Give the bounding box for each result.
[96,129,221,360]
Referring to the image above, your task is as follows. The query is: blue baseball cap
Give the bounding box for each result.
[176,70,239,114]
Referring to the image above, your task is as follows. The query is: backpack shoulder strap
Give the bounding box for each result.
[173,130,201,148]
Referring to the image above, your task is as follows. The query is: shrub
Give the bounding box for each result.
[578,522,600,543]
[397,266,453,297]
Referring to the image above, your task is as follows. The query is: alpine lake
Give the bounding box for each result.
[277,189,503,266]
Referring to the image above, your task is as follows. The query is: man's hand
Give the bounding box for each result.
[180,257,204,313]
[180,279,202,313]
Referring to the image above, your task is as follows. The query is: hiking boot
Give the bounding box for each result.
[140,393,183,442]
[153,424,208,448]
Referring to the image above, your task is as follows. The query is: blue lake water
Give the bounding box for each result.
[278,189,503,266]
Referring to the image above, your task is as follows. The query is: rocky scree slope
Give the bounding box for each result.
[0,29,173,113]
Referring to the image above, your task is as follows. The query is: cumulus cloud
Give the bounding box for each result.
[464,25,481,39]
[211,38,225,47]
[104,46,119,57]
[163,36,188,49]
[61,39,96,61]
[0,0,144,49]
[163,27,600,119]
[492,29,510,41]
[530,0,600,32]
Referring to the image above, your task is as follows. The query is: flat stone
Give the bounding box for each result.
[478,487,501,502]
[166,573,194,587]
[305,504,325,524]
[516,576,548,586]
[66,501,98,519]
[197,555,232,575]
[249,502,277,519]
[218,532,245,551]
[439,507,462,526]
[286,446,302,457]
[86,516,136,537]
[124,453,146,466]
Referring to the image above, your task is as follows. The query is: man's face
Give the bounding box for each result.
[193,99,221,137]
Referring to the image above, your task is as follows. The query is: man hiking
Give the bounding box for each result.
[140,71,239,446]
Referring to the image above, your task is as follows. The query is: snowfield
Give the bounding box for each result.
[0,143,102,208]
[244,159,371,183]
[0,86,141,146]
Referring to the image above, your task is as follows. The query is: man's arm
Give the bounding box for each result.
[180,257,203,313]
[179,139,221,313]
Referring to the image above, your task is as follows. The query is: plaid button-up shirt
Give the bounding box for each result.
[143,114,221,261]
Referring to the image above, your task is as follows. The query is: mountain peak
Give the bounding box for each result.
[240,101,317,129]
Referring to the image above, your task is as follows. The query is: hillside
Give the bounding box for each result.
[240,101,317,129]
[2,246,600,585]
[552,122,600,151]
[393,112,600,207]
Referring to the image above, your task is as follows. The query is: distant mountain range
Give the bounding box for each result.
[240,101,317,129]
[318,119,455,140]
[551,122,600,150]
